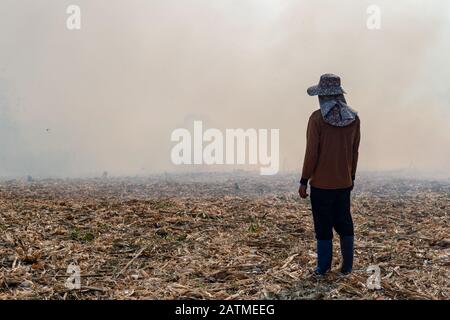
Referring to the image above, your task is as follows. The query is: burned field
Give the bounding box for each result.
[0,173,449,300]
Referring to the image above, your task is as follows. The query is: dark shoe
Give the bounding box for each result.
[338,270,352,277]
[316,239,333,275]
[339,236,354,274]
[311,269,326,279]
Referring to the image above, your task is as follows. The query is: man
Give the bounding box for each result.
[299,74,360,276]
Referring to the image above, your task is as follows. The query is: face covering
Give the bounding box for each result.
[318,94,357,127]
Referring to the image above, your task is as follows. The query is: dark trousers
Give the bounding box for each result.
[310,186,354,240]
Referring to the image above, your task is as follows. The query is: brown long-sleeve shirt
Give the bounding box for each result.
[301,110,360,189]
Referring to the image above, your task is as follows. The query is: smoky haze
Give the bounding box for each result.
[0,0,449,178]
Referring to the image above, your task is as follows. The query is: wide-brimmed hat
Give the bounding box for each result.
[307,73,346,96]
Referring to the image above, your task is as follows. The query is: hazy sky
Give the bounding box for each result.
[1,0,449,177]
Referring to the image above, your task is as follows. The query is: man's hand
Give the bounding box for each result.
[299,185,308,199]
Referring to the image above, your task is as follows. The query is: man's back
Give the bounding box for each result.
[302,110,360,189]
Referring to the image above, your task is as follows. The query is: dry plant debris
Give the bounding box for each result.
[0,172,448,300]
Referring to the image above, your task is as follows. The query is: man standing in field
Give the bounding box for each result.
[299,74,361,276]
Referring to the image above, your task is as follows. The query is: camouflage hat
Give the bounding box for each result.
[307,73,346,96]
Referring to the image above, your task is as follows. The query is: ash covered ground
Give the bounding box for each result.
[0,172,448,299]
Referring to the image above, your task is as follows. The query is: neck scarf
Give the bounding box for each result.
[319,94,357,127]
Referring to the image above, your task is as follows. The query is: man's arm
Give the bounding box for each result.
[351,118,361,184]
[300,115,320,189]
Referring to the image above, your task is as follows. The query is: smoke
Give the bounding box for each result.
[0,0,449,177]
